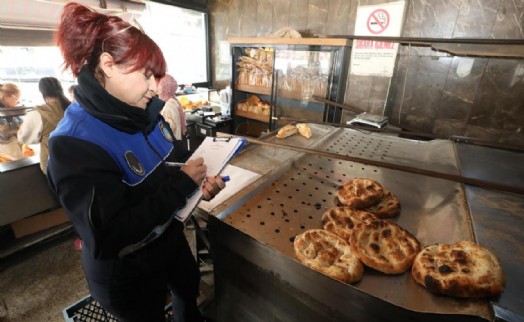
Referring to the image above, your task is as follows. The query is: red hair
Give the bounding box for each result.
[55,2,166,79]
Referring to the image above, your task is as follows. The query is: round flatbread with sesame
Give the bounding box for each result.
[294,229,364,284]
[350,219,421,274]
[321,207,376,243]
[412,241,505,298]
[364,190,401,218]
[336,178,384,209]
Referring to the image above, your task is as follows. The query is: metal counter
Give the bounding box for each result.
[207,124,523,322]
[0,157,59,226]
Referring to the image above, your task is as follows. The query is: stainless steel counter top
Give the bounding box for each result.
[207,124,523,321]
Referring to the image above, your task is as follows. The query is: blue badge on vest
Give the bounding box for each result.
[124,151,145,176]
[159,122,174,142]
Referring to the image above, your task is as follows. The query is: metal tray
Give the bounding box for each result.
[218,125,492,320]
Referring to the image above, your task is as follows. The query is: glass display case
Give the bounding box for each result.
[229,38,350,136]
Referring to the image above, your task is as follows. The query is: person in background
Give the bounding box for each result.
[48,3,224,322]
[0,83,24,160]
[68,84,76,102]
[18,77,71,174]
[158,74,186,140]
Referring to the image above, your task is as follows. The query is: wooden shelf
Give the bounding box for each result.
[236,84,271,96]
[236,109,270,123]
[228,37,350,47]
[236,85,326,102]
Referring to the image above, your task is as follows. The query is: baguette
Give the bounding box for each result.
[296,123,312,138]
[276,124,298,139]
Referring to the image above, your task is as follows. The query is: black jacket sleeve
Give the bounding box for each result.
[47,136,197,259]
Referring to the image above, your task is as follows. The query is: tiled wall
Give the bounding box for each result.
[208,0,524,147]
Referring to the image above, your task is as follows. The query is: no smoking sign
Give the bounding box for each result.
[367,9,390,34]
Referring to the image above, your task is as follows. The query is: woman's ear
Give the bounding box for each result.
[99,52,115,78]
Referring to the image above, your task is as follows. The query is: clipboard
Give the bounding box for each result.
[174,136,246,221]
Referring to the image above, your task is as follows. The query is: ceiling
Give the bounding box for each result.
[0,0,146,31]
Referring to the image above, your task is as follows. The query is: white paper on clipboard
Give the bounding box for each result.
[174,136,245,222]
[198,164,261,212]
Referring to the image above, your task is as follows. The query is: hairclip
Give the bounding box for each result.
[213,137,232,142]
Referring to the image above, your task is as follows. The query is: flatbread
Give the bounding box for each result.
[364,190,401,218]
[412,241,505,298]
[350,219,421,274]
[321,207,376,243]
[336,178,384,209]
[294,229,364,284]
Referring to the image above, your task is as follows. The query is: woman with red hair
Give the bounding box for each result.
[47,3,224,321]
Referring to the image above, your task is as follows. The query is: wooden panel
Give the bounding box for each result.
[235,109,270,123]
[228,37,349,46]
[0,161,60,226]
[236,84,271,95]
[11,208,68,238]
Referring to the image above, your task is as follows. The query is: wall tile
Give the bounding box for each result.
[240,0,258,37]
[453,0,499,38]
[209,0,524,148]
[491,0,524,38]
[325,0,351,36]
[419,0,462,38]
[289,0,309,34]
[470,59,524,130]
[307,0,328,36]
[257,0,274,36]
[273,0,290,32]
[432,118,467,138]
[228,0,242,36]
[345,0,359,35]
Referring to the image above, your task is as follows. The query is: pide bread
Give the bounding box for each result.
[276,124,298,139]
[350,219,421,274]
[364,190,401,218]
[412,241,505,298]
[294,229,364,284]
[296,123,312,138]
[321,207,377,243]
[337,178,384,209]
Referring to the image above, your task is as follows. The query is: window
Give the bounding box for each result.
[0,1,210,105]
[0,46,74,106]
[138,2,210,86]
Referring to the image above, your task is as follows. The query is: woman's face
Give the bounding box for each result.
[1,93,20,108]
[104,63,157,110]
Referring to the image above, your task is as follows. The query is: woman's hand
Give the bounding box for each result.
[181,157,207,184]
[202,176,226,201]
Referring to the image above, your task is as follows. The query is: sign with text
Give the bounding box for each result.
[350,1,406,76]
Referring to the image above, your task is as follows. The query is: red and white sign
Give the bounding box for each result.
[367,9,390,34]
[350,1,406,77]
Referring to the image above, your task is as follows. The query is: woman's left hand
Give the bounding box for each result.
[202,176,226,201]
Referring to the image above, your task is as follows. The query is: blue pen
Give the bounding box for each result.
[221,175,230,182]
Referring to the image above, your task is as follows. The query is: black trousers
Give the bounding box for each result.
[84,222,203,322]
